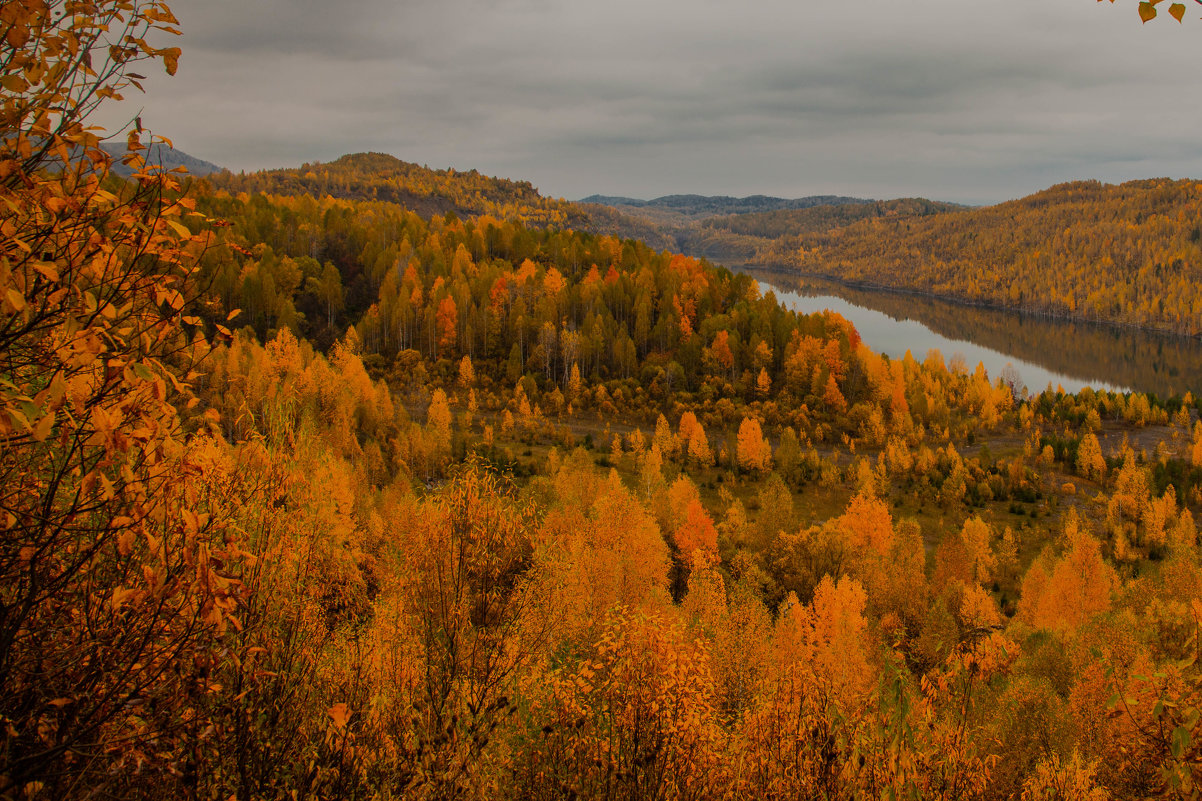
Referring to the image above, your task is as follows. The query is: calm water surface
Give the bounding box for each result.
[737,267,1202,399]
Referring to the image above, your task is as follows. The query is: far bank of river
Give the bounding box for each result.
[735,266,1202,399]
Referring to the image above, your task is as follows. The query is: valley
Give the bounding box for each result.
[7,2,1202,794]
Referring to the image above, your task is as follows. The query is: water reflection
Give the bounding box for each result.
[739,267,1202,398]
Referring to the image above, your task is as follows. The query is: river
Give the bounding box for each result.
[735,266,1202,399]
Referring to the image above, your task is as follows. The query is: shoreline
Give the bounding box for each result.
[727,261,1202,344]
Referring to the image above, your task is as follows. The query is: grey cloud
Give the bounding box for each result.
[96,0,1202,204]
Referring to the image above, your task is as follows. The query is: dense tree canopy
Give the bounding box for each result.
[7,2,1202,799]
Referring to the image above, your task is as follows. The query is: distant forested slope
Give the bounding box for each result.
[580,192,871,220]
[779,179,1202,335]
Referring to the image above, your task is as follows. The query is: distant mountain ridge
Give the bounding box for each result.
[575,191,959,264]
[580,192,872,218]
[101,143,223,178]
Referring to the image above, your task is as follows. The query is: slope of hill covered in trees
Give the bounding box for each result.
[170,170,1202,800]
[768,179,1202,336]
[580,194,966,266]
[709,197,966,241]
[211,151,686,251]
[211,151,592,229]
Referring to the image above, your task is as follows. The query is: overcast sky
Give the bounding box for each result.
[96,0,1202,205]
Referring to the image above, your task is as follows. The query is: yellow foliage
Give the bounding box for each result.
[1021,751,1111,801]
[1076,431,1107,481]
[736,416,772,473]
[836,492,895,557]
[775,576,874,703]
[1019,515,1117,634]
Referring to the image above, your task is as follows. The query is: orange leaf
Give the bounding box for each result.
[32,261,59,281]
[328,703,350,730]
[1139,1,1157,21]
[1168,2,1186,20]
[161,47,180,75]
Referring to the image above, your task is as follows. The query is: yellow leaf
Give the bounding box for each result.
[165,219,191,238]
[1169,2,1186,20]
[8,408,29,432]
[1139,1,1158,21]
[117,529,135,557]
[5,288,25,311]
[31,412,53,442]
[111,586,136,611]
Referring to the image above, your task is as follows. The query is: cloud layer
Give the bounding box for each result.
[97,0,1202,204]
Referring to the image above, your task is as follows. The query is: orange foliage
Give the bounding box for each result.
[515,609,726,800]
[666,476,718,559]
[710,329,735,372]
[837,492,895,557]
[677,499,720,561]
[435,295,458,357]
[1019,513,1118,633]
[530,454,671,648]
[823,372,848,413]
[677,411,713,466]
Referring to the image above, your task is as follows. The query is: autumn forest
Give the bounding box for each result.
[6,2,1202,800]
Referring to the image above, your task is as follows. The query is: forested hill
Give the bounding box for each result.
[205,152,859,257]
[207,153,970,266]
[707,197,967,241]
[206,156,1202,338]
[774,178,1202,336]
[575,196,961,266]
[210,151,592,229]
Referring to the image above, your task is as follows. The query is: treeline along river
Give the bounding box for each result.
[738,266,1202,399]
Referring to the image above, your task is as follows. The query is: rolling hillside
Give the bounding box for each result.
[777,179,1202,335]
